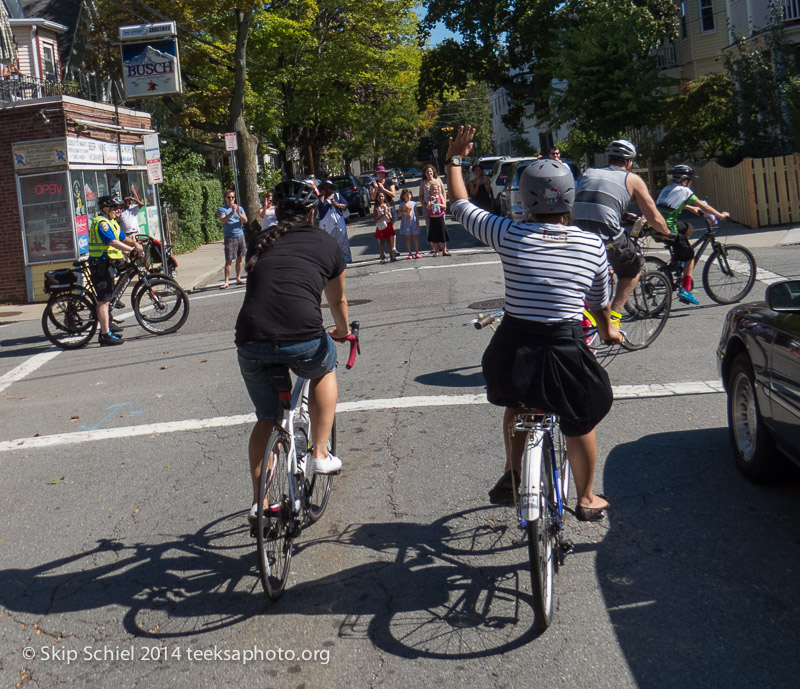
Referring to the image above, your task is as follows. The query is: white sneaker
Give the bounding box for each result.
[311,453,342,475]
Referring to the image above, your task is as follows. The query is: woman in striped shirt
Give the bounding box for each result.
[445,125,620,521]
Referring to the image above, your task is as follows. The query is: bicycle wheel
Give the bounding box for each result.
[523,433,556,632]
[620,271,672,350]
[133,277,190,334]
[643,256,676,288]
[702,244,756,304]
[305,414,335,524]
[256,430,295,601]
[41,291,97,349]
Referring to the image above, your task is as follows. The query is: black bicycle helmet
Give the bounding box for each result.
[272,179,319,212]
[519,159,575,215]
[98,194,124,207]
[668,164,697,182]
[606,139,637,160]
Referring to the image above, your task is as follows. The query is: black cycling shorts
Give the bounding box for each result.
[671,228,695,262]
[89,258,116,303]
[481,315,613,437]
[606,231,644,279]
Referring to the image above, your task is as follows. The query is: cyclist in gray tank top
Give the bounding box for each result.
[571,140,671,324]
[572,166,631,240]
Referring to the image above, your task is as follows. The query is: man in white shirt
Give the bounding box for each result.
[120,186,144,239]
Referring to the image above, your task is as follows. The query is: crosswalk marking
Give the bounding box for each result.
[0,380,725,453]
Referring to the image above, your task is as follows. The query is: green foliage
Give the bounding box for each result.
[257,165,283,194]
[420,0,678,143]
[160,141,224,253]
[723,21,795,157]
[659,74,739,161]
[545,1,677,146]
[417,82,493,161]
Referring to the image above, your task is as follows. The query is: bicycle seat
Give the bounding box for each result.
[265,365,292,390]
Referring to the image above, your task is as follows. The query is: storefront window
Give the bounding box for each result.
[70,171,89,255]
[19,172,75,264]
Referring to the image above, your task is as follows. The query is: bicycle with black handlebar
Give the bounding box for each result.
[639,213,757,304]
[253,321,361,601]
[41,254,190,349]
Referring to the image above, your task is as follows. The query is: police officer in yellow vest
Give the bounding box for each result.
[89,194,143,346]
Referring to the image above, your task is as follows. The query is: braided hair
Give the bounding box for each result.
[244,180,319,272]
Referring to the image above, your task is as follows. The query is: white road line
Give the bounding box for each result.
[0,350,61,395]
[0,380,724,452]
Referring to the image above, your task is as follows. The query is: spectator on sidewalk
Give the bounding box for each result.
[218,189,248,289]
[120,185,144,239]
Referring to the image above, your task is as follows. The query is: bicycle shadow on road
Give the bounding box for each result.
[599,427,800,689]
[285,507,544,659]
[0,506,541,657]
[0,511,263,639]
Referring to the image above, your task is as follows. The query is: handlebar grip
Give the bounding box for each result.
[345,320,360,369]
[474,313,498,330]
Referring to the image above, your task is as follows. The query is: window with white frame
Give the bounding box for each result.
[681,2,687,38]
[42,44,56,81]
[700,0,715,32]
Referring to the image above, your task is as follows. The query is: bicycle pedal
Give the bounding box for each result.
[559,539,575,562]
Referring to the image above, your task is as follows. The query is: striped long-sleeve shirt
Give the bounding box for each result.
[451,199,610,322]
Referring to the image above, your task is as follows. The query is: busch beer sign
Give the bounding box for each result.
[119,23,182,99]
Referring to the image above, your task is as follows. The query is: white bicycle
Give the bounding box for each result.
[253,321,360,600]
[470,312,572,631]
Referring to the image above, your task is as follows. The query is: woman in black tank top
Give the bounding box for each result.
[468,164,493,211]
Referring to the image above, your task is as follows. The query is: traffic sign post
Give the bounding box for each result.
[433,148,439,174]
[142,133,168,265]
[224,132,242,207]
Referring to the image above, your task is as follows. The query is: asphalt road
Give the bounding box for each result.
[1,213,799,689]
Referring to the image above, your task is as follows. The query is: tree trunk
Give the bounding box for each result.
[230,9,259,225]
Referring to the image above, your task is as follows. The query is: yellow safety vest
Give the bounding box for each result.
[89,214,124,260]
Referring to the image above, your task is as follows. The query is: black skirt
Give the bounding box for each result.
[426,215,450,243]
[481,315,613,437]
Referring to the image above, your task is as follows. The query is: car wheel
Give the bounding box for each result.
[726,354,780,482]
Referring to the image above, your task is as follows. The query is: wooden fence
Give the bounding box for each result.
[692,155,800,228]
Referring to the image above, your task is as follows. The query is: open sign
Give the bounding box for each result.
[35,183,63,195]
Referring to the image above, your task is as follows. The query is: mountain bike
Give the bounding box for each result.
[254,322,361,601]
[41,257,190,349]
[641,215,756,304]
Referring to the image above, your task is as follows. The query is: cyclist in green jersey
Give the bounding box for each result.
[655,164,730,305]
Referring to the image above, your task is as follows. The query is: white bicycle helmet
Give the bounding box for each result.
[606,139,637,160]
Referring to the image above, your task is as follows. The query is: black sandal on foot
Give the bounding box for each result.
[571,494,610,522]
[488,470,520,505]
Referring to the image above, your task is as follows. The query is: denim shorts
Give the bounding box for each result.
[237,334,338,422]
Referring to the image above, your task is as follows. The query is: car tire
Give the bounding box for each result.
[726,354,782,482]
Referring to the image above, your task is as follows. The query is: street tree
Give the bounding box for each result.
[419,0,678,157]
[658,74,739,161]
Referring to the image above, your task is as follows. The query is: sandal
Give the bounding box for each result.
[571,494,610,522]
[488,469,520,505]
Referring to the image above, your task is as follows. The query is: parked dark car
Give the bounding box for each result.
[717,279,800,481]
[400,167,422,180]
[328,174,367,217]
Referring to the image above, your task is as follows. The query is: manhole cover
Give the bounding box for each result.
[323,299,372,308]
[0,311,22,317]
[467,299,503,311]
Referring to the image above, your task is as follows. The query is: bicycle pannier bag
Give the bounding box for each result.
[43,269,77,293]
